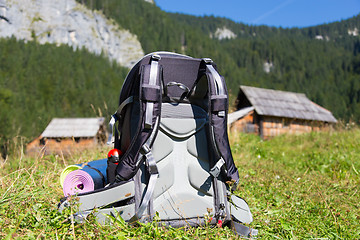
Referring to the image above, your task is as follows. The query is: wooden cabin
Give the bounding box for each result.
[228,86,337,139]
[26,117,107,155]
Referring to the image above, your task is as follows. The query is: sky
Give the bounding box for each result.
[154,0,360,28]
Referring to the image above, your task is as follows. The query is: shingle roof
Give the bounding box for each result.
[41,118,105,138]
[239,86,337,123]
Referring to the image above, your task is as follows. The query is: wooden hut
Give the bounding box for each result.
[228,86,337,139]
[27,117,107,155]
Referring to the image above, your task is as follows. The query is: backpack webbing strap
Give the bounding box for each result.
[85,164,107,187]
[107,96,134,145]
[231,220,258,238]
[132,55,161,220]
[129,144,159,224]
[201,59,229,223]
[145,54,161,129]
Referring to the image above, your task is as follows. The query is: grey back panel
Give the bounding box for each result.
[149,103,215,220]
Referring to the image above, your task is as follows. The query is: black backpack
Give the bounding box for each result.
[59,52,257,237]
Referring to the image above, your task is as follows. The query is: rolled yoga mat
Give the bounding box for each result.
[60,158,108,187]
[59,165,82,188]
[62,159,108,196]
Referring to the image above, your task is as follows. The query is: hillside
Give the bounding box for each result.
[0,0,144,67]
[79,0,360,122]
[0,39,129,157]
[1,0,360,157]
[0,0,143,156]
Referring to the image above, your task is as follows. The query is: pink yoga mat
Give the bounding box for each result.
[62,170,95,196]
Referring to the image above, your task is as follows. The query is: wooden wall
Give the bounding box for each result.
[229,111,259,135]
[260,116,330,139]
[26,137,100,155]
[230,112,331,139]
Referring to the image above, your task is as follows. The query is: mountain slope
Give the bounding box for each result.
[1,0,360,157]
[0,38,129,157]
[79,0,360,122]
[0,0,143,67]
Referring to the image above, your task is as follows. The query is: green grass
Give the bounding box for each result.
[230,126,360,239]
[1,127,360,239]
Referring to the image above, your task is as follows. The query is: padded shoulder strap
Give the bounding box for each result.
[115,55,162,181]
[202,58,240,182]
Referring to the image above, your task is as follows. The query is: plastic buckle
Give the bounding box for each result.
[142,145,158,175]
[210,158,225,178]
[210,165,221,178]
[218,111,225,117]
[147,159,158,175]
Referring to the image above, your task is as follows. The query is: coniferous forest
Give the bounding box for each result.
[1,0,360,156]
[0,39,128,156]
[79,0,360,120]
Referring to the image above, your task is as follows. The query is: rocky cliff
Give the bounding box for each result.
[0,0,144,68]
[210,27,237,40]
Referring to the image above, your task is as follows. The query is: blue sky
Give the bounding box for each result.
[155,0,360,28]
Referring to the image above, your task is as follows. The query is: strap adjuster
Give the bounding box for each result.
[141,144,158,174]
[141,144,151,154]
[147,157,158,174]
[210,158,225,178]
[203,58,213,64]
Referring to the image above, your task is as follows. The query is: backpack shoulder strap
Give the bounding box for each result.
[111,54,162,223]
[115,54,162,181]
[202,58,240,183]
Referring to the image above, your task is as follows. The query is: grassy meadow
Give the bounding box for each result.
[0,126,359,239]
